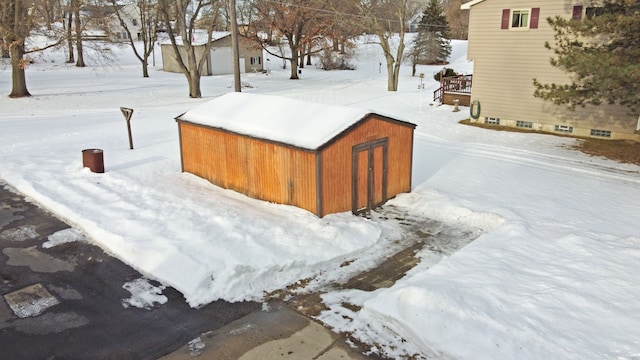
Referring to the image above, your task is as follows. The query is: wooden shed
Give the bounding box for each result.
[175,93,416,217]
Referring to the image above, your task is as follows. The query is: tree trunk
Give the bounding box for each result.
[289,53,299,80]
[186,42,201,97]
[9,44,31,98]
[74,7,85,67]
[386,58,395,91]
[187,70,201,98]
[229,0,241,92]
[67,12,74,63]
[299,48,304,68]
[391,61,401,91]
[380,35,398,91]
[142,58,149,78]
[306,53,311,66]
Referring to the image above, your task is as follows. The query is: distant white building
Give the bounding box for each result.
[160,31,264,76]
[64,4,143,41]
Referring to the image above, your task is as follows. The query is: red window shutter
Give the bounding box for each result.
[501,9,510,29]
[530,8,540,28]
[572,5,583,20]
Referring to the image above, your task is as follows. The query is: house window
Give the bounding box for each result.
[250,57,261,65]
[516,120,533,129]
[132,19,138,26]
[554,125,573,133]
[585,7,605,19]
[590,129,611,138]
[485,117,500,125]
[511,10,529,28]
[573,5,605,20]
[501,8,540,29]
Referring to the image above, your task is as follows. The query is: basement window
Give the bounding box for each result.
[516,120,533,129]
[554,125,574,133]
[485,117,500,125]
[590,129,611,138]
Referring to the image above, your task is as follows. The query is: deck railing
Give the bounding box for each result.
[433,75,472,102]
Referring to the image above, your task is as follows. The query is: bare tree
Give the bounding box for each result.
[1,0,35,97]
[250,0,333,80]
[229,0,241,91]
[65,4,75,63]
[34,0,63,30]
[347,0,421,91]
[442,0,468,40]
[71,0,86,67]
[110,0,158,77]
[158,0,225,98]
[327,1,360,54]
[0,0,65,97]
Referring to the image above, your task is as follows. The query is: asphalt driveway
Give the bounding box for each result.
[0,182,260,359]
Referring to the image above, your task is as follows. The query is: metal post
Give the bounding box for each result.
[120,107,134,150]
[418,73,425,112]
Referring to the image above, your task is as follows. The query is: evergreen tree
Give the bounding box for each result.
[533,0,640,113]
[410,0,452,66]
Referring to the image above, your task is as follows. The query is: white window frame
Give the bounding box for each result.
[511,9,530,29]
[554,125,574,133]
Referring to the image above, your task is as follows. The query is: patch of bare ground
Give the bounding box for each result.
[459,119,640,166]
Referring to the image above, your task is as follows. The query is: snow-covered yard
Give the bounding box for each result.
[1,38,640,359]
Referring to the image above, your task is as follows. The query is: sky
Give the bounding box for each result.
[1,37,640,359]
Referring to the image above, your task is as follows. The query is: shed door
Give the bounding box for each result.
[352,138,388,214]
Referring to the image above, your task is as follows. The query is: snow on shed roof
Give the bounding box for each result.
[160,31,230,46]
[176,92,395,150]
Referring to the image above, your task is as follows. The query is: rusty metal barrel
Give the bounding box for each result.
[82,149,104,173]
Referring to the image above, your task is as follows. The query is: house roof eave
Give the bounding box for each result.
[461,0,486,10]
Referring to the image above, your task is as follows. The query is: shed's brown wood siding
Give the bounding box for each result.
[178,121,318,214]
[319,116,414,216]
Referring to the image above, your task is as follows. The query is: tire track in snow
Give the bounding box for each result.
[414,133,640,185]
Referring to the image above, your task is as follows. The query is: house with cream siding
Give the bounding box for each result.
[461,0,639,140]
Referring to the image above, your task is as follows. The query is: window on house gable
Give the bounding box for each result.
[585,6,605,19]
[250,57,261,65]
[512,10,529,28]
[501,8,540,29]
[132,19,138,26]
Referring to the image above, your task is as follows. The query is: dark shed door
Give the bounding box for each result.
[352,138,388,214]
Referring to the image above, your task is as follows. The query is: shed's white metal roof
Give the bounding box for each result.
[160,31,230,46]
[177,92,376,150]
